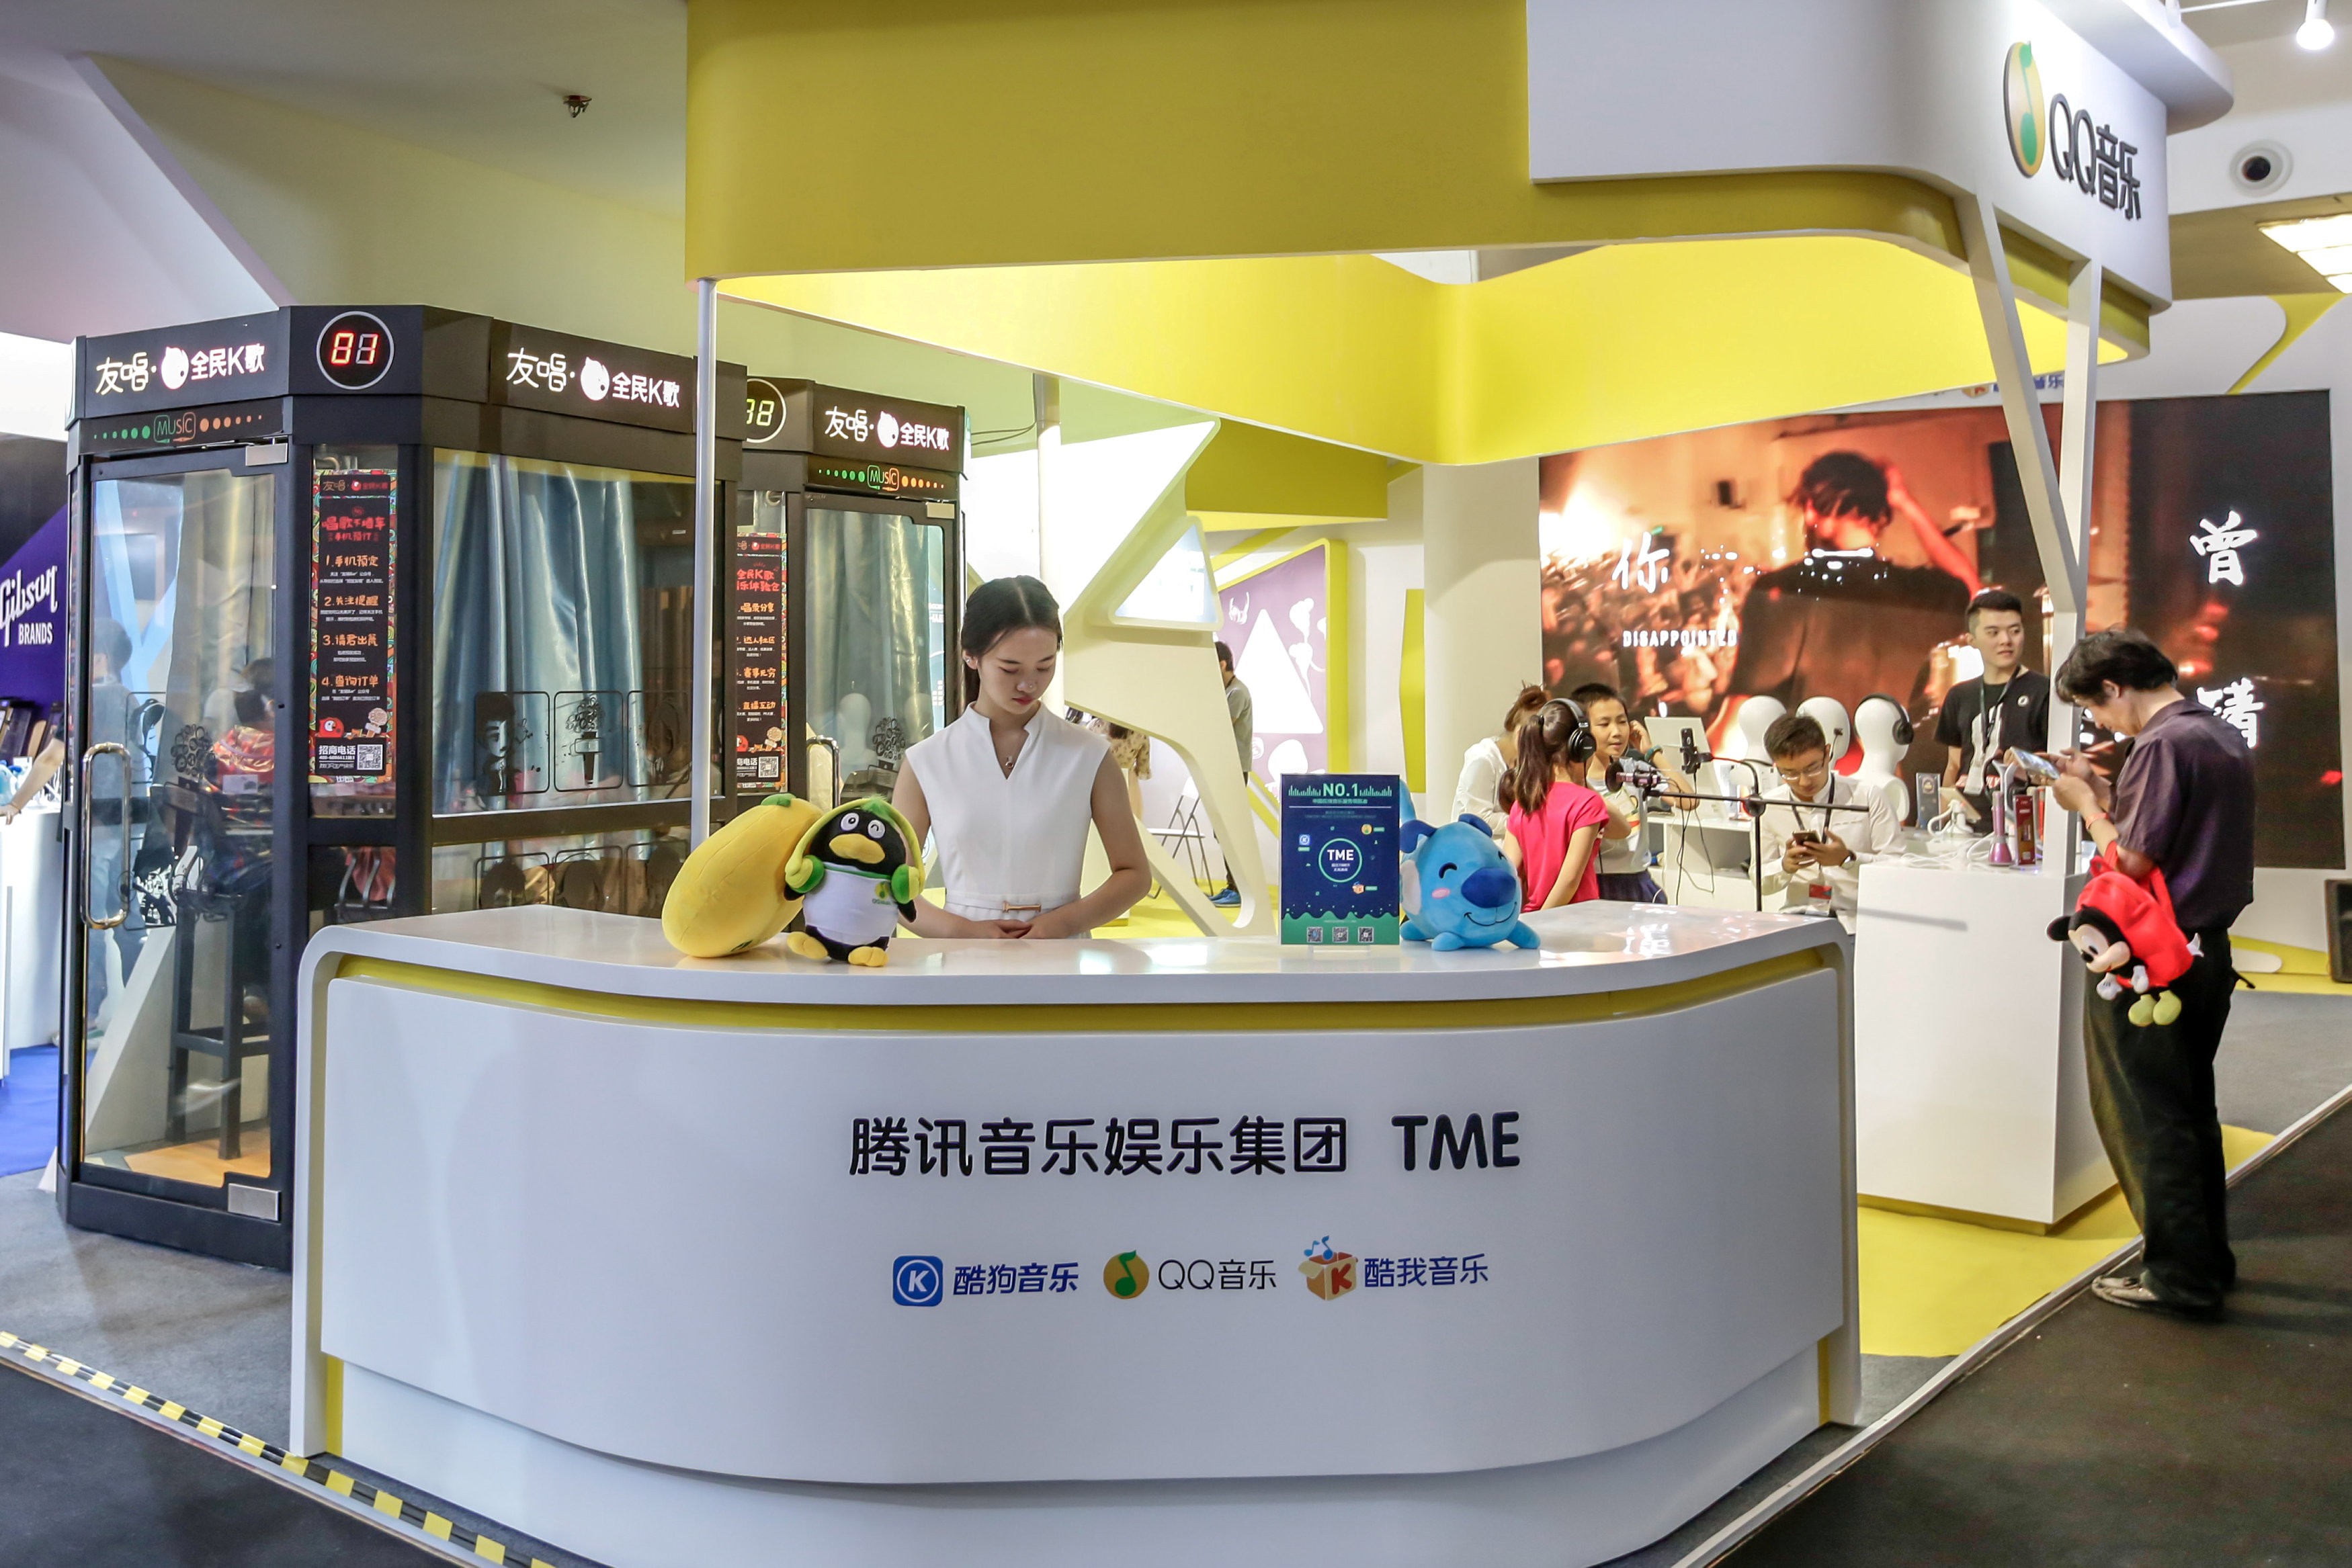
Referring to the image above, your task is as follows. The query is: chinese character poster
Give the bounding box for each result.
[309,468,396,783]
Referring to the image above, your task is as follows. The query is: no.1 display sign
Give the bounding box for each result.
[1279,773,1402,946]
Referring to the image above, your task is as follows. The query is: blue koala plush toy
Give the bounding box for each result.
[1400,814,1541,951]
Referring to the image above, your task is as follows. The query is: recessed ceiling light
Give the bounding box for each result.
[2260,214,2352,290]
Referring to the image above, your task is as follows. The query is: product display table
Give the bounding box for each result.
[1854,854,2108,1228]
[292,903,1857,1568]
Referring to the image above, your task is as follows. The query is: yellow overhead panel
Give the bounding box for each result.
[1185,423,1400,521]
[687,0,2152,339]
[727,236,2119,466]
[686,0,1962,275]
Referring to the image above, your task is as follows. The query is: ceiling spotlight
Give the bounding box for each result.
[563,93,593,118]
[2298,0,2334,51]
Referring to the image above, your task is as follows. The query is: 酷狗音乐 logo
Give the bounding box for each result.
[1103,1251,1150,1299]
[1298,1236,1357,1301]
[2003,41,2046,177]
[893,1254,943,1307]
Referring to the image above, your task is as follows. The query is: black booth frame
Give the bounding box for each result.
[59,388,743,1268]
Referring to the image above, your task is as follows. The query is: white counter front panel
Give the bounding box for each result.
[317,967,1844,1486]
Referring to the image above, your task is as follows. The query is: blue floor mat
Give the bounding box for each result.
[0,1045,59,1177]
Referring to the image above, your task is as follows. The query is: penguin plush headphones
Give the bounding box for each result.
[1860,693,1914,747]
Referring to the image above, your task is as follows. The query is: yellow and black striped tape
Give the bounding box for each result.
[1,1330,554,1567]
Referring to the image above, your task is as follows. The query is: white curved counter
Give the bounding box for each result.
[292,904,1857,1567]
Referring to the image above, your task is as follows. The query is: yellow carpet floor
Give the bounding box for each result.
[1859,1124,2273,1356]
[2232,937,2352,996]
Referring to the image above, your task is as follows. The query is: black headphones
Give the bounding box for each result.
[1859,693,1914,748]
[1540,697,1595,767]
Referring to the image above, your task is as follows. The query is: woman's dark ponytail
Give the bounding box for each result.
[962,575,1063,702]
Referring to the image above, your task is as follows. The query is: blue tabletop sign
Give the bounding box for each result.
[1279,773,1402,947]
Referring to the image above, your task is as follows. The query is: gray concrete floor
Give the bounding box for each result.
[0,1168,290,1444]
[2214,990,2352,1135]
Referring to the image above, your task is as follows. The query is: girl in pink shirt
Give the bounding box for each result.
[1500,698,1609,911]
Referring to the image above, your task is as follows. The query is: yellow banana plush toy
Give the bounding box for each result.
[659,791,827,957]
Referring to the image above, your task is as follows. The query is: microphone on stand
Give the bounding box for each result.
[1618,756,1666,795]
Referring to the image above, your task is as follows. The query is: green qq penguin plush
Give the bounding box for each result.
[782,797,923,967]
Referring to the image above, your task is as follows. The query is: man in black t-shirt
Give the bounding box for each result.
[1935,589,2050,822]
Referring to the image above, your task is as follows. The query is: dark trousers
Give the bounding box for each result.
[2083,927,2238,1311]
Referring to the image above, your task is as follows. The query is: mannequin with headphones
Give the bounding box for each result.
[1497,697,1612,911]
[1854,693,1915,821]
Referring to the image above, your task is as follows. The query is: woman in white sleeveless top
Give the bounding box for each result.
[894,576,1150,938]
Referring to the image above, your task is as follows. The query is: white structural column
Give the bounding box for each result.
[2052,260,2103,764]
[1421,460,1543,818]
[690,277,719,846]
[1957,195,2083,623]
[1959,193,2101,863]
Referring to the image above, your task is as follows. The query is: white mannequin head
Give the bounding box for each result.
[1726,696,1786,761]
[1794,696,1851,765]
[1853,695,1911,820]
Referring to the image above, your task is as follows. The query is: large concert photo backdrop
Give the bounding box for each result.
[1538,391,2341,867]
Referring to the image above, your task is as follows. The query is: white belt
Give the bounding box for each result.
[945,891,1081,922]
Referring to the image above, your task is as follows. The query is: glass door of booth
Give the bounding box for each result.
[66,449,293,1266]
[787,493,956,806]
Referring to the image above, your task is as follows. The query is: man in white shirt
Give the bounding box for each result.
[1754,712,1900,930]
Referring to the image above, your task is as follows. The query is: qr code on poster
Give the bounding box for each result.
[355,744,384,772]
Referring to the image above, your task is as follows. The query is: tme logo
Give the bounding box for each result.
[1391,1113,1522,1170]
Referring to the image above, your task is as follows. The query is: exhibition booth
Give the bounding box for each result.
[28,2,2262,1565]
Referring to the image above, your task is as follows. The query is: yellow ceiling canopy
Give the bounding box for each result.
[691,0,2141,464]
[727,240,2120,467]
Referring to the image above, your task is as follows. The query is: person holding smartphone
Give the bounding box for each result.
[2047,629,2255,1321]
[1755,712,1900,930]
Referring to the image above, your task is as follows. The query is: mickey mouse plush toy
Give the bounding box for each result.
[2048,844,2200,1027]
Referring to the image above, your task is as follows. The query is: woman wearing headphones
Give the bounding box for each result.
[1498,698,1610,912]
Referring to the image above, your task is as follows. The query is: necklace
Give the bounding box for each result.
[992,724,1027,777]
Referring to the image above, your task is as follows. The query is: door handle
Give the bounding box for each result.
[79,742,131,930]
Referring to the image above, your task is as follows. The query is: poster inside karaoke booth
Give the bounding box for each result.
[1539,392,2341,867]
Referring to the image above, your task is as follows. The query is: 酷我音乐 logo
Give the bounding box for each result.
[1103,1251,1150,1299]
[2003,42,2046,177]
[1298,1236,1357,1301]
[892,1254,944,1307]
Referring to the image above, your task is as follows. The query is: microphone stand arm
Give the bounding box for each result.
[1636,762,1874,914]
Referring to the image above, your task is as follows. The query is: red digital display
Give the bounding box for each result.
[315,310,394,390]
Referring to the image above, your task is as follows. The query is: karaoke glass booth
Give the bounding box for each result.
[730,378,963,812]
[60,307,748,1265]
